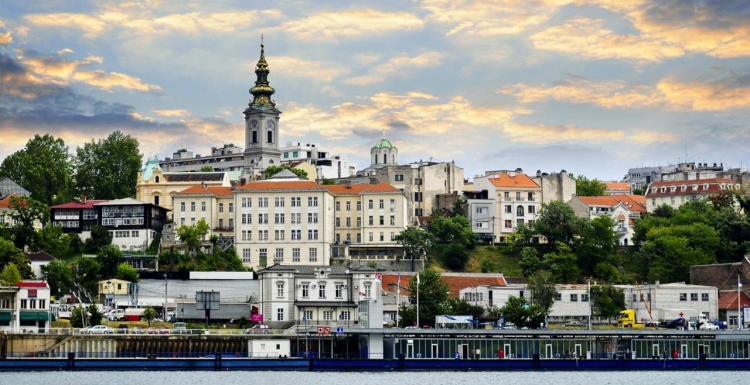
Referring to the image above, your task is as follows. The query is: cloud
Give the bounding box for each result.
[502,122,678,145]
[57,48,74,54]
[24,13,107,37]
[269,56,350,82]
[0,31,13,45]
[15,49,161,93]
[420,0,574,37]
[530,17,685,62]
[345,51,444,86]
[278,9,424,40]
[500,72,750,111]
[499,76,664,109]
[153,109,191,117]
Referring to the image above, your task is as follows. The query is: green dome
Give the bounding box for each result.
[372,138,394,149]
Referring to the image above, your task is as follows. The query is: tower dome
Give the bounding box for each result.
[370,130,398,167]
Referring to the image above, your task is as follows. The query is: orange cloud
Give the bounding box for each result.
[278,9,424,40]
[345,52,444,86]
[657,79,750,112]
[270,56,350,82]
[153,109,191,117]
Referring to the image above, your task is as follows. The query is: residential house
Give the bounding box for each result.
[27,251,55,279]
[95,198,169,252]
[98,278,131,305]
[49,198,108,240]
[531,169,576,204]
[257,264,381,328]
[171,184,235,241]
[645,178,740,212]
[604,182,631,195]
[463,190,496,242]
[0,285,20,332]
[472,171,541,242]
[0,194,44,231]
[717,291,750,329]
[568,194,647,246]
[17,281,52,333]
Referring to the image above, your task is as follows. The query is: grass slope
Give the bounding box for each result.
[432,245,523,277]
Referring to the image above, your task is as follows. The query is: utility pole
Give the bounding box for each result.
[164,273,168,321]
[416,272,420,328]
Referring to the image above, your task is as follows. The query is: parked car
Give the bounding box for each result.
[700,322,720,330]
[132,326,144,334]
[172,322,187,334]
[88,325,115,334]
[564,320,585,327]
[245,324,270,334]
[147,327,158,335]
[159,326,171,334]
[117,324,129,334]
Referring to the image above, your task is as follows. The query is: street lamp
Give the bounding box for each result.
[107,280,112,327]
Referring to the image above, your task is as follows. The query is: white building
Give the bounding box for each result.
[472,171,541,242]
[616,282,719,322]
[95,198,170,252]
[645,178,740,212]
[280,141,356,179]
[567,195,647,246]
[27,251,55,280]
[17,281,52,333]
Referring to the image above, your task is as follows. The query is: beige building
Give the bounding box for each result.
[473,172,542,242]
[98,278,131,303]
[568,195,647,246]
[326,182,408,263]
[171,185,236,240]
[136,156,231,212]
[644,178,740,212]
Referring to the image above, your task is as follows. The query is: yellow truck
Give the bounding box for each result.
[617,309,648,329]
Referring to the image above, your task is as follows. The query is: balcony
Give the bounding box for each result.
[213,227,234,232]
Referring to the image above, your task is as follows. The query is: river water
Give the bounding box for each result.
[2,371,746,384]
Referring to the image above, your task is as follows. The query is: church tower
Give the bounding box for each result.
[243,37,282,176]
[370,129,398,167]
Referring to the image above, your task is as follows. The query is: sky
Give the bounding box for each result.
[1,0,749,182]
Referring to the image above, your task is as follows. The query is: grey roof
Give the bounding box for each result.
[94,197,148,206]
[163,172,225,182]
[27,250,54,262]
[259,264,350,275]
[270,169,300,179]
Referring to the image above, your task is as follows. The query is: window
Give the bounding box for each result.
[379,216,384,225]
[528,192,533,201]
[516,192,521,200]
[308,229,318,240]
[357,234,361,243]
[267,130,273,144]
[259,213,268,224]
[504,192,510,199]
[308,213,318,223]
[302,284,309,298]
[395,174,404,182]
[309,248,318,262]
[319,283,326,298]
[582,293,589,302]
[369,232,373,242]
[335,201,340,211]
[277,282,284,297]
[357,217,362,227]
[276,308,283,321]
[259,197,268,207]
[336,284,345,298]
[191,202,195,211]
[357,201,362,211]
[323,310,333,321]
[390,232,395,240]
[131,230,139,237]
[690,293,698,301]
[476,207,488,214]
[302,310,312,321]
[291,212,301,224]
[346,201,351,211]
[308,197,318,207]
[259,248,267,260]
[241,230,251,241]
[219,219,224,228]
[390,215,395,225]
[379,199,384,209]
[274,230,285,240]
[242,214,250,224]
[201,202,206,212]
[275,213,285,224]
[346,217,351,227]
[528,205,535,214]
[701,293,709,301]
[504,205,511,213]
[291,229,301,240]
[275,197,285,207]
[414,192,423,202]
[274,248,284,262]
[504,220,512,228]
[292,248,300,262]
[364,283,372,298]
[219,203,224,212]
[368,200,373,209]
[379,232,384,241]
[679,293,687,301]
[20,299,27,309]
[516,206,524,216]
[369,216,374,226]
[570,294,578,302]
[229,203,233,212]
[180,202,186,212]
[291,197,301,207]
[335,217,340,227]
[555,293,562,301]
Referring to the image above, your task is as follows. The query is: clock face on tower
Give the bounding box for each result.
[267,120,275,128]
[250,120,258,128]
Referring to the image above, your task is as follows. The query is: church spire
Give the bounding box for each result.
[249,35,276,108]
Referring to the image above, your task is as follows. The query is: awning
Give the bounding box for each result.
[19,311,50,321]
[0,311,11,322]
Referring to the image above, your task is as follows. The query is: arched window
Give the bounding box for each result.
[267,130,273,143]
[516,205,524,216]
[252,130,258,143]
[383,154,387,164]
[374,154,378,164]
[155,176,160,183]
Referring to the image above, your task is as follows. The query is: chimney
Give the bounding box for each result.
[240,177,247,186]
[81,195,87,203]
[536,170,542,177]
[369,177,378,185]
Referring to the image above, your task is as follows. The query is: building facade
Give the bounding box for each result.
[568,195,647,246]
[644,178,740,212]
[49,198,107,240]
[472,171,541,242]
[95,198,169,252]
[171,185,235,241]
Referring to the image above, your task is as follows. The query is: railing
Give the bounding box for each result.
[4,328,283,336]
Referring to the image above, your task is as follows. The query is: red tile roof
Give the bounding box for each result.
[489,173,540,189]
[0,194,15,208]
[50,200,108,209]
[324,182,401,195]
[613,194,647,213]
[235,180,324,191]
[717,291,750,310]
[173,185,234,197]
[578,196,621,206]
[380,273,507,297]
[605,182,630,193]
[18,281,49,288]
[647,178,736,197]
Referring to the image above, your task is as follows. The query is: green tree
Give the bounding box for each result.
[533,201,583,247]
[142,307,158,327]
[0,263,22,285]
[0,239,34,279]
[479,257,495,273]
[263,164,308,180]
[177,219,210,255]
[199,165,214,172]
[41,259,74,297]
[428,211,475,247]
[74,130,143,199]
[574,174,607,196]
[543,244,580,283]
[86,304,103,326]
[445,297,485,319]
[632,187,645,195]
[7,195,49,250]
[394,226,434,263]
[436,243,471,270]
[76,257,101,295]
[527,270,557,316]
[97,245,124,279]
[115,262,139,282]
[0,134,73,205]
[84,225,112,253]
[320,179,336,185]
[407,269,449,328]
[32,224,72,259]
[574,215,618,277]
[519,246,542,278]
[70,306,88,328]
[498,296,545,329]
[590,284,626,321]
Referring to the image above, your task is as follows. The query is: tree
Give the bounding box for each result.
[498,296,545,329]
[32,224,72,259]
[263,164,308,180]
[320,179,337,185]
[543,244,580,283]
[533,201,583,247]
[527,270,557,316]
[199,165,214,172]
[86,304,103,326]
[479,257,495,273]
[115,262,139,283]
[574,215,618,277]
[41,259,74,297]
[575,175,607,196]
[0,263,22,285]
[74,130,143,199]
[519,247,542,278]
[177,219,210,255]
[436,243,471,270]
[394,226,434,265]
[407,269,449,327]
[142,307,157,327]
[0,134,73,205]
[590,284,626,322]
[428,211,474,247]
[84,225,112,253]
[71,304,103,327]
[97,245,124,279]
[0,239,34,279]
[76,257,101,295]
[7,195,49,249]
